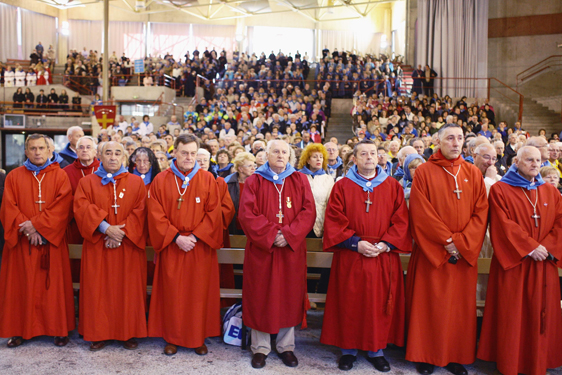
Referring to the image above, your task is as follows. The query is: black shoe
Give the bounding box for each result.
[279,351,298,367]
[251,353,267,369]
[338,355,356,371]
[368,356,391,372]
[417,362,435,375]
[445,363,467,375]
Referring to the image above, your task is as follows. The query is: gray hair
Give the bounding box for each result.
[67,125,84,137]
[265,139,290,154]
[76,136,97,149]
[437,124,462,140]
[474,143,496,155]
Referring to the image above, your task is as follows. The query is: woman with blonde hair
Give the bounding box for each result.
[225,152,257,235]
[540,166,561,193]
[298,143,335,238]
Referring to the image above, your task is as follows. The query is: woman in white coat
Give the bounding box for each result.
[297,143,335,239]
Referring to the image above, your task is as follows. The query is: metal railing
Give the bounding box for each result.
[516,55,562,87]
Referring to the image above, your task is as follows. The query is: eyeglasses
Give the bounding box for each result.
[241,164,257,169]
[478,154,497,162]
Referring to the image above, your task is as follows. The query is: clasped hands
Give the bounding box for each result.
[19,220,42,246]
[529,245,549,261]
[358,241,388,257]
[274,230,288,248]
[105,224,125,249]
[445,237,461,260]
[176,234,197,253]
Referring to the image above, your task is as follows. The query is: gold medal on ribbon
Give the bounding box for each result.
[286,197,292,208]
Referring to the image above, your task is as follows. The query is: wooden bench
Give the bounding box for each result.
[70,235,547,309]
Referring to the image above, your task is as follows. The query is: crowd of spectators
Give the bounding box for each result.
[10,87,83,113]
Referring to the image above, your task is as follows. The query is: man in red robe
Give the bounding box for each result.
[477,146,562,375]
[63,136,100,282]
[238,140,316,369]
[0,133,74,348]
[321,139,412,372]
[147,134,222,356]
[406,124,488,375]
[74,141,147,351]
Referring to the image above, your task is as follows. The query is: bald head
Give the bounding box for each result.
[473,143,497,175]
[397,146,416,166]
[515,146,542,181]
[469,136,490,157]
[525,136,549,163]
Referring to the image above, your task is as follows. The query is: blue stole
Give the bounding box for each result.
[327,157,343,173]
[170,159,200,188]
[382,161,393,176]
[218,163,233,173]
[394,166,404,178]
[224,173,237,183]
[464,156,474,164]
[299,166,326,176]
[255,162,296,185]
[23,158,53,176]
[501,164,545,190]
[133,167,152,185]
[345,165,388,192]
[59,143,77,159]
[94,163,128,185]
[52,152,65,165]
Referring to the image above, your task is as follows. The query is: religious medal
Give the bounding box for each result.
[196,197,200,203]
[141,174,146,180]
[119,192,124,199]
[286,197,292,208]
[273,175,279,181]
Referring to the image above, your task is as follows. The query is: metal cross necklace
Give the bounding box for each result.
[274,180,285,223]
[174,175,189,209]
[32,171,46,211]
[521,188,540,227]
[442,164,463,199]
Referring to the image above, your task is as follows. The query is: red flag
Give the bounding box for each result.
[94,105,117,129]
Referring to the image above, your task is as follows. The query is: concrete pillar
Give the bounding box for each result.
[57,9,68,64]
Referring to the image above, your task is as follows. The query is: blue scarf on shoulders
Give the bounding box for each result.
[345,165,388,193]
[327,157,343,172]
[255,162,296,185]
[133,166,152,185]
[464,155,474,164]
[59,142,77,160]
[394,166,404,178]
[218,163,233,173]
[94,163,128,185]
[501,164,545,190]
[170,159,200,188]
[52,152,65,165]
[224,172,237,183]
[299,166,326,176]
[23,158,53,175]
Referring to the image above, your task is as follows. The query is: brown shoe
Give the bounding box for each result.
[123,338,138,350]
[251,353,267,369]
[195,344,208,356]
[54,336,70,347]
[7,337,24,348]
[164,343,177,356]
[279,351,298,367]
[89,341,107,352]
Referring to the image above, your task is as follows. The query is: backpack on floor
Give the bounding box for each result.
[222,302,246,346]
